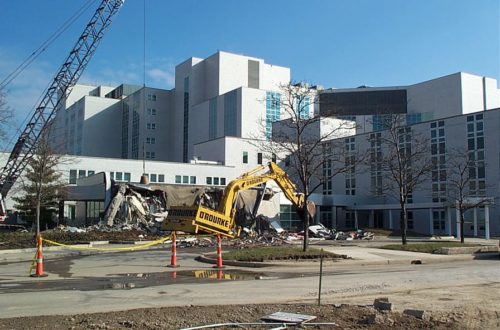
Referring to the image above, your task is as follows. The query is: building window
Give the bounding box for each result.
[206,177,212,185]
[147,94,157,101]
[220,178,226,185]
[214,177,220,185]
[158,174,165,183]
[69,170,77,184]
[150,174,157,183]
[147,108,156,115]
[433,210,446,231]
[243,151,248,164]
[146,137,156,144]
[297,96,310,119]
[430,121,446,202]
[175,175,182,184]
[406,211,414,230]
[88,170,95,176]
[190,176,196,184]
[345,137,356,195]
[271,153,277,163]
[266,91,281,139]
[182,176,189,184]
[147,123,156,130]
[115,172,123,181]
[257,152,263,165]
[345,211,355,228]
[369,133,383,195]
[78,170,86,178]
[322,160,332,195]
[124,172,131,182]
[467,115,486,196]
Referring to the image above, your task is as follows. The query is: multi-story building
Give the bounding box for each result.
[15,51,500,237]
[320,72,500,133]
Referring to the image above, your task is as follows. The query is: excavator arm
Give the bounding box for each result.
[162,162,310,237]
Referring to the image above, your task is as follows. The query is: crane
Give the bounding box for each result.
[0,0,124,219]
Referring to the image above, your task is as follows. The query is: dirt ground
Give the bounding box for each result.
[0,303,484,329]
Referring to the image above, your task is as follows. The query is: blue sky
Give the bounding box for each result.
[0,0,498,135]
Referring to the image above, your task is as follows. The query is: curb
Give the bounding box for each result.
[195,251,499,268]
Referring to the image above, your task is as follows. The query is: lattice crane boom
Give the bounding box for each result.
[0,0,124,216]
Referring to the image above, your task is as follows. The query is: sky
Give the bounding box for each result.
[0,0,499,142]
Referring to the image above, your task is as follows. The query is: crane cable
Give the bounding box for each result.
[1,0,99,151]
[0,0,98,90]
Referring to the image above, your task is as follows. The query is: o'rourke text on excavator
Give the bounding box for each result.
[198,210,230,228]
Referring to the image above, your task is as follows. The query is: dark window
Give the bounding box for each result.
[243,151,248,164]
[257,152,263,165]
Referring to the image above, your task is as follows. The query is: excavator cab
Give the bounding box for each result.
[161,162,309,238]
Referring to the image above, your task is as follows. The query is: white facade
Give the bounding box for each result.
[323,72,500,134]
[319,108,500,237]
[9,50,500,236]
[174,51,290,162]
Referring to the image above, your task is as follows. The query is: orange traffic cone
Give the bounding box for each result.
[167,231,179,268]
[31,234,48,277]
[213,234,224,269]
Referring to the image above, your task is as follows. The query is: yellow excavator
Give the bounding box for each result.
[161,162,313,237]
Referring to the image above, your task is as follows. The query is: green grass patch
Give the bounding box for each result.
[0,230,161,250]
[380,242,478,254]
[223,246,342,262]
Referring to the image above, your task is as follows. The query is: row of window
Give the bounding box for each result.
[175,175,196,184]
[110,171,131,182]
[144,173,165,183]
[206,177,226,186]
[242,151,276,164]
[68,169,96,184]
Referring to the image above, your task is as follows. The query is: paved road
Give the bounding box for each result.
[0,247,498,318]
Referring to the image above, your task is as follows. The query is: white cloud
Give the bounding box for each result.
[147,67,175,88]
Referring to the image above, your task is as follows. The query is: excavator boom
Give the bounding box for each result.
[162,162,308,237]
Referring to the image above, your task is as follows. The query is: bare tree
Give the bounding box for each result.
[255,82,359,251]
[446,148,491,243]
[374,114,433,245]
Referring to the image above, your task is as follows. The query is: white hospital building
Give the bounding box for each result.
[5,51,499,237]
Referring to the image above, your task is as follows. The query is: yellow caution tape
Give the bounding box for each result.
[28,249,37,275]
[41,235,172,252]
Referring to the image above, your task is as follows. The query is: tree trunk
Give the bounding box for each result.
[400,206,407,245]
[459,209,465,243]
[302,210,310,252]
[36,197,41,237]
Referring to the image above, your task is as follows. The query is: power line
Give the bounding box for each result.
[0,0,98,90]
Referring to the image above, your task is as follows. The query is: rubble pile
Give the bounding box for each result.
[101,183,222,233]
[304,224,375,241]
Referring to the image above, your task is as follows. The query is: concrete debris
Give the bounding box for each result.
[100,183,222,232]
[404,309,426,319]
[299,225,375,241]
[373,298,392,311]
